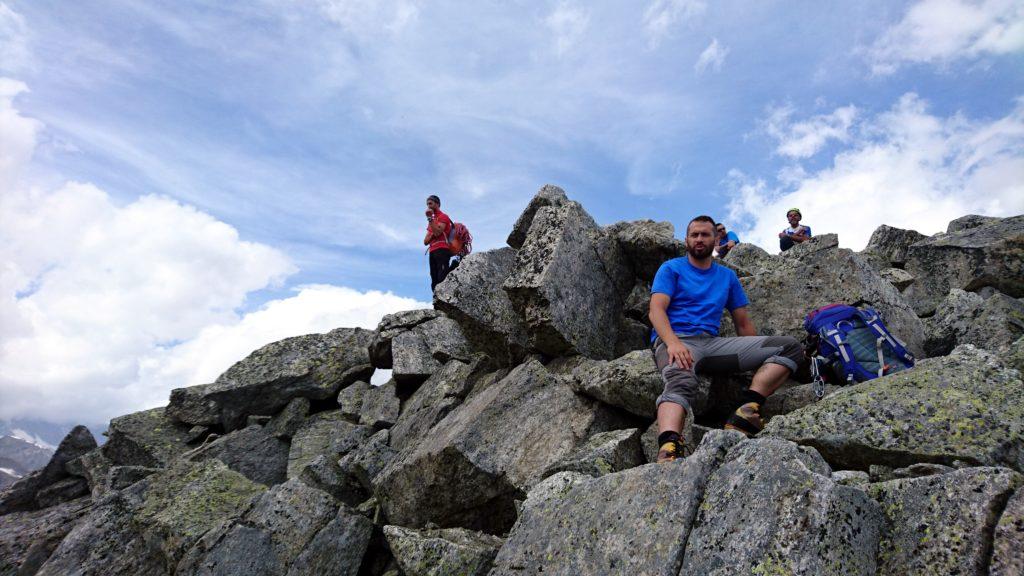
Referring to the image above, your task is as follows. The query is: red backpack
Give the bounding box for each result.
[447,222,473,257]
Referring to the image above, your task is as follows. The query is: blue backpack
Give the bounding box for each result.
[804,304,915,385]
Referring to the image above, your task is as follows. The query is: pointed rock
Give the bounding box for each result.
[433,247,529,365]
[506,184,569,249]
[503,201,624,359]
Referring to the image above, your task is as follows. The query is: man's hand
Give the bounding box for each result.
[778,231,786,238]
[425,209,434,219]
[666,340,695,370]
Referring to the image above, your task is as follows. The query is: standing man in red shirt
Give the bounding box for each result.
[424,195,453,291]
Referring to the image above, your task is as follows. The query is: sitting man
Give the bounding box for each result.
[778,208,812,252]
[650,215,805,462]
[715,222,740,257]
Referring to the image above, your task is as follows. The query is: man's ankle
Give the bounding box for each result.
[739,389,767,407]
[657,430,681,446]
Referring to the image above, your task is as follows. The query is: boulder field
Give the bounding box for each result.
[2,186,1022,576]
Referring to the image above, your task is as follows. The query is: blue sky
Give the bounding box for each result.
[1,0,1022,427]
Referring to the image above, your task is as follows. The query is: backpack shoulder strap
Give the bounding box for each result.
[857,309,915,366]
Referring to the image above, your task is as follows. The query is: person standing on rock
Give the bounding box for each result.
[424,195,453,291]
[714,222,740,257]
[778,208,812,252]
[649,215,805,463]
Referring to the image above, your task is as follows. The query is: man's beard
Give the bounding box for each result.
[686,241,714,260]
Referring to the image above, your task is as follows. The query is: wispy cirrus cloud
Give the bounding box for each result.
[868,0,1024,74]
[694,37,728,74]
[643,0,706,48]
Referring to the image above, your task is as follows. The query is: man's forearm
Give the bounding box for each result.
[650,308,681,345]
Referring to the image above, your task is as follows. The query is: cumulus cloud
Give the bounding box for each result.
[729,93,1024,251]
[643,0,706,48]
[694,38,728,74]
[545,3,589,57]
[868,0,1024,74]
[762,104,858,159]
[0,82,428,425]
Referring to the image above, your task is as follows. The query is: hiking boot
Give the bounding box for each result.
[724,402,763,437]
[656,438,686,463]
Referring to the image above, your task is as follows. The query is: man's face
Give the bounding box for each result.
[716,224,726,239]
[686,221,715,259]
[787,211,800,227]
[426,198,439,212]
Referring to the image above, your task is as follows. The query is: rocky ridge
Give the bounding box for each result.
[1,185,1022,576]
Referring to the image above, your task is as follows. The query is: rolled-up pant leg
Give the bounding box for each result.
[653,335,804,410]
[653,336,709,413]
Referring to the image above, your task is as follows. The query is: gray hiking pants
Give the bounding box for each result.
[653,334,804,412]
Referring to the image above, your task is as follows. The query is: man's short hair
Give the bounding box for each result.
[427,195,441,205]
[687,215,717,234]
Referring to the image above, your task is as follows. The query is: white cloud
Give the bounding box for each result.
[763,103,858,159]
[694,38,728,74]
[0,3,30,73]
[0,81,429,425]
[313,0,420,38]
[137,285,427,401]
[643,0,706,48]
[0,78,40,183]
[868,0,1024,74]
[729,93,1024,251]
[545,3,590,57]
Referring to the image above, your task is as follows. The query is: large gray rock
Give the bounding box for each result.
[388,358,481,452]
[903,214,1024,316]
[722,241,777,277]
[765,345,1024,471]
[383,525,503,576]
[880,267,915,291]
[924,289,1024,356]
[35,483,162,576]
[569,349,710,419]
[623,279,652,322]
[741,236,926,357]
[185,425,290,486]
[433,247,529,365]
[104,407,193,469]
[69,447,112,498]
[503,201,623,360]
[287,411,372,479]
[541,428,644,478]
[0,425,97,515]
[167,327,374,431]
[368,309,439,369]
[947,214,1002,233]
[391,316,472,384]
[603,219,683,281]
[336,381,369,421]
[358,379,400,429]
[992,485,1024,576]
[337,429,395,496]
[177,479,372,576]
[506,184,569,249]
[680,437,883,576]
[861,224,928,270]
[375,360,630,534]
[266,397,310,440]
[761,382,842,421]
[0,497,91,576]
[490,431,743,575]
[866,467,1021,576]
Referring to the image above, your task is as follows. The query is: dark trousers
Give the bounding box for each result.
[780,236,795,251]
[429,248,452,291]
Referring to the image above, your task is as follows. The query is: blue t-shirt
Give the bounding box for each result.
[650,258,750,341]
[718,231,740,246]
